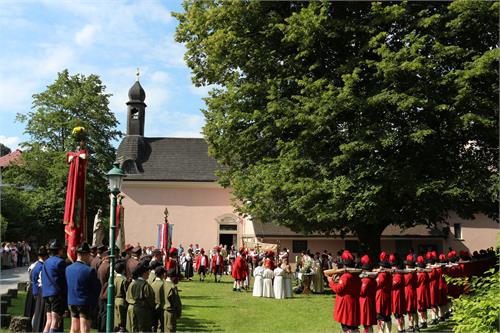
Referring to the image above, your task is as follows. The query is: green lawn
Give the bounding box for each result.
[2,275,454,333]
[176,275,338,333]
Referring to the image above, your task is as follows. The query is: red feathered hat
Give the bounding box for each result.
[439,253,446,262]
[214,246,220,251]
[341,250,354,262]
[360,255,371,266]
[389,253,397,264]
[264,259,272,268]
[379,251,388,262]
[448,250,456,259]
[200,248,205,254]
[169,247,178,255]
[431,251,437,259]
[425,251,432,260]
[406,254,414,262]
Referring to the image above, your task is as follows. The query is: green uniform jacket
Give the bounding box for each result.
[163,280,182,332]
[147,271,157,285]
[125,278,155,332]
[151,278,165,332]
[114,274,129,330]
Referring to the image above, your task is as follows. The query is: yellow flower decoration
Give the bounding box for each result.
[72,126,87,142]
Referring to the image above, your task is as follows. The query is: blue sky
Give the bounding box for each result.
[0,0,209,150]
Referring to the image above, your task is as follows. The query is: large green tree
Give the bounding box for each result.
[0,143,11,157]
[3,70,120,242]
[175,1,499,255]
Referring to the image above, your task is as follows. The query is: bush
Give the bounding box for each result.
[450,263,499,333]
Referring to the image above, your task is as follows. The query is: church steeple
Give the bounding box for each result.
[126,69,146,136]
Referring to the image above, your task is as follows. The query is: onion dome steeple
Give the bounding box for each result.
[126,68,147,136]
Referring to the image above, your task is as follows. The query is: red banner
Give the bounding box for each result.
[63,149,88,262]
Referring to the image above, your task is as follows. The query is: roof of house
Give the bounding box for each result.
[0,149,22,168]
[116,137,218,182]
[252,220,446,238]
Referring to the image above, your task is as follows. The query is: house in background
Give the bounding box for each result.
[116,79,498,260]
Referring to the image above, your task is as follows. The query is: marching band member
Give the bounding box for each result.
[327,250,361,333]
[376,252,392,333]
[404,254,418,332]
[415,256,429,329]
[359,255,377,333]
[389,254,406,333]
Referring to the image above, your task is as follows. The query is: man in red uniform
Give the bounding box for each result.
[376,252,392,333]
[416,256,429,329]
[166,247,181,283]
[436,253,449,321]
[359,255,376,333]
[426,252,439,325]
[211,246,224,283]
[232,249,247,292]
[195,248,209,282]
[404,254,418,332]
[327,250,361,333]
[389,254,406,333]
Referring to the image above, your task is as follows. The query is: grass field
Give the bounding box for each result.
[2,275,453,333]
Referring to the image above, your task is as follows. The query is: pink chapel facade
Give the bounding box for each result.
[116,79,498,260]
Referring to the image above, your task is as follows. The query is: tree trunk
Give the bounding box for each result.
[356,225,385,261]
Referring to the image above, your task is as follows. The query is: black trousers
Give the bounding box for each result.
[98,299,107,332]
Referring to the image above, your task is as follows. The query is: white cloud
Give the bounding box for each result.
[36,45,76,75]
[0,135,20,149]
[0,78,37,113]
[75,24,100,47]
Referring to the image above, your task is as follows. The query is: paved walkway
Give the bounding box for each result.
[0,266,29,294]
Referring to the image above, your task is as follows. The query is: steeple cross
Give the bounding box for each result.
[136,67,140,82]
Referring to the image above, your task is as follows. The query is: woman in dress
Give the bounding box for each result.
[273,263,285,299]
[184,248,194,281]
[252,261,264,297]
[261,259,274,298]
[281,258,293,298]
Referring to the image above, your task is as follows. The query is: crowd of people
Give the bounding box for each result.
[1,241,32,268]
[24,241,182,333]
[325,248,497,333]
[21,238,496,333]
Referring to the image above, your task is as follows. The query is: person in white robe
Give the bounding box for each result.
[261,259,274,298]
[252,261,264,297]
[273,265,285,299]
[281,258,293,298]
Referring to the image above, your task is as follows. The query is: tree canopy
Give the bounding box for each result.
[0,143,11,157]
[175,1,499,254]
[3,70,120,242]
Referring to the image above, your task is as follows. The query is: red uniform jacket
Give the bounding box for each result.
[404,272,417,313]
[329,273,361,326]
[436,267,447,305]
[359,276,377,326]
[391,272,406,315]
[195,255,209,271]
[166,258,181,283]
[428,268,439,307]
[211,254,224,274]
[416,271,429,311]
[376,271,392,316]
[231,256,247,280]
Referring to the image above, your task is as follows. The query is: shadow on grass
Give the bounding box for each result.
[183,304,225,309]
[177,314,221,332]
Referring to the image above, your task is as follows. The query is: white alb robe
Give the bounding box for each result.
[252,266,264,297]
[273,267,285,299]
[261,268,274,298]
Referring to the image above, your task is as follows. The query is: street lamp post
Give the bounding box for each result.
[105,163,125,333]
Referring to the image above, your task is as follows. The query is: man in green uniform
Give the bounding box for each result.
[164,268,182,333]
[125,261,155,332]
[148,261,162,285]
[151,266,166,332]
[113,260,129,332]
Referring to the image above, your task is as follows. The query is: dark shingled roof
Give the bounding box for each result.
[116,137,218,182]
[252,220,446,238]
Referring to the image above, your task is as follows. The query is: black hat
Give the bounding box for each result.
[114,260,126,274]
[38,246,48,257]
[131,246,142,255]
[132,261,149,277]
[97,245,108,253]
[49,239,63,250]
[152,249,162,256]
[91,245,97,251]
[77,242,91,254]
[149,260,162,270]
[154,266,166,276]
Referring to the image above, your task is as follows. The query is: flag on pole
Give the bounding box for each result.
[159,222,168,253]
[63,149,88,262]
[115,198,125,251]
